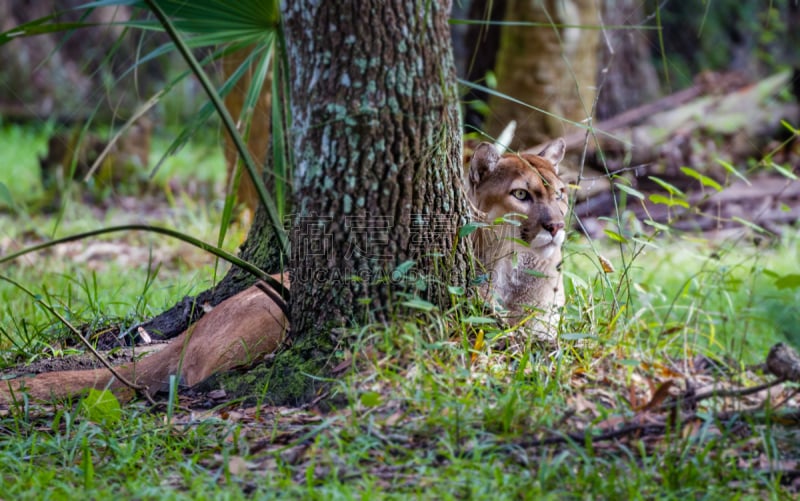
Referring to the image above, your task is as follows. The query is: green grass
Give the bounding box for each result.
[564,233,799,363]
[0,122,53,203]
[1,126,798,497]
[0,123,242,361]
[0,122,226,209]
[3,230,795,497]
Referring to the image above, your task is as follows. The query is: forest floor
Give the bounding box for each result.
[1,123,799,498]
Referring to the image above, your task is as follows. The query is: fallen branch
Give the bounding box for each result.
[658,377,787,412]
[510,406,800,450]
[767,343,800,382]
[576,71,797,166]
[508,342,800,450]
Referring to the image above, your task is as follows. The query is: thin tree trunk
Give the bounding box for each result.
[487,0,600,148]
[221,45,273,218]
[595,0,660,120]
[461,0,507,130]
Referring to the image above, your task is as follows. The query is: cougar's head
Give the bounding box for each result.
[468,139,568,260]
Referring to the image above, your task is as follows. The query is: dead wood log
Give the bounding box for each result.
[767,343,800,382]
[537,71,798,171]
[573,174,800,237]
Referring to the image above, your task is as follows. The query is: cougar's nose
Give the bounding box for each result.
[542,221,564,237]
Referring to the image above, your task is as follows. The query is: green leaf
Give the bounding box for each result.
[771,162,798,180]
[461,316,497,325]
[393,260,416,276]
[648,194,689,208]
[0,18,95,46]
[780,119,799,135]
[447,286,465,296]
[458,221,487,238]
[679,167,722,191]
[469,100,490,118]
[81,389,122,426]
[647,176,686,197]
[359,391,382,407]
[615,183,645,200]
[774,274,800,289]
[401,298,436,312]
[715,158,751,185]
[87,0,280,34]
[643,219,670,232]
[485,71,497,89]
[493,213,526,225]
[505,237,530,247]
[731,216,769,234]
[603,229,628,243]
[82,435,94,490]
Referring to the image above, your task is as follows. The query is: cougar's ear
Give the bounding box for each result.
[469,142,500,185]
[537,138,566,173]
[494,120,516,154]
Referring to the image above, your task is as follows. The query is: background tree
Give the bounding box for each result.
[0,0,164,122]
[486,0,600,149]
[594,0,660,120]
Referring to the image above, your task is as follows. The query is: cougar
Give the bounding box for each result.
[466,137,567,337]
[0,138,568,404]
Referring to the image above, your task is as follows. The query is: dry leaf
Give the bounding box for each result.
[636,381,675,411]
[598,254,615,273]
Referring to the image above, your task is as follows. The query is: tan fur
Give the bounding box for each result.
[0,275,288,404]
[467,139,568,335]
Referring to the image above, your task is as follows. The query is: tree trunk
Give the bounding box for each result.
[595,0,660,120]
[283,0,470,337]
[487,0,600,149]
[460,0,507,130]
[206,0,471,403]
[221,46,272,217]
[130,1,471,403]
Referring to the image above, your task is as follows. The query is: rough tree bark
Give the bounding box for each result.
[283,0,470,335]
[206,0,471,403]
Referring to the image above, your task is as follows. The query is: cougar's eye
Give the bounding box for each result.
[556,188,566,201]
[511,189,530,201]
